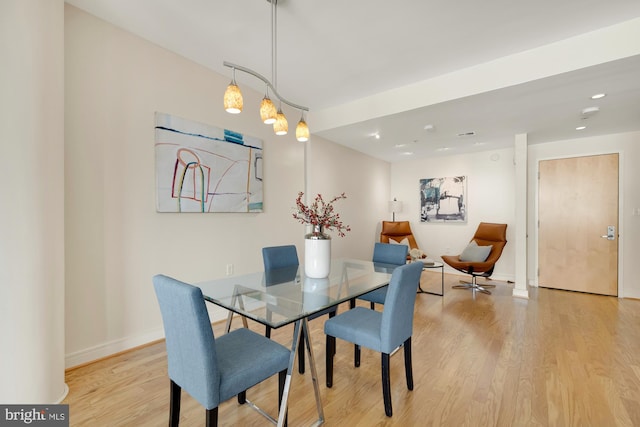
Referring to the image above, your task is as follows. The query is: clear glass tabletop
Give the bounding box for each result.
[197,258,396,329]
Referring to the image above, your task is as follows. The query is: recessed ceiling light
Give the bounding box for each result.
[581,106,599,116]
[591,93,606,99]
[423,124,435,131]
[374,133,380,139]
[394,143,407,148]
[576,126,587,130]
[436,147,451,152]
[401,151,413,156]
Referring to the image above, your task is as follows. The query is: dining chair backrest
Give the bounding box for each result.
[153,274,221,409]
[380,261,423,354]
[372,242,408,266]
[262,245,299,270]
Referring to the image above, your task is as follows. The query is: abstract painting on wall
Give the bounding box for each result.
[155,112,263,213]
[420,176,466,222]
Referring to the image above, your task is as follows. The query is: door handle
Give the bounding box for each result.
[601,225,616,240]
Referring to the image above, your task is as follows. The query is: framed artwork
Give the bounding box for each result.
[155,112,263,213]
[420,176,466,222]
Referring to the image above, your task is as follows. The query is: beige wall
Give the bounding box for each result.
[306,133,391,259]
[64,5,389,367]
[0,0,66,403]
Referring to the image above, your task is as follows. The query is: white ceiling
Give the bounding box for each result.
[66,0,640,162]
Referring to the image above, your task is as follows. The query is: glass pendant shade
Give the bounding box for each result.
[260,96,277,124]
[273,109,288,135]
[296,118,309,142]
[224,81,243,114]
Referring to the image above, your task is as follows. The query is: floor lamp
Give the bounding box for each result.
[388,198,402,222]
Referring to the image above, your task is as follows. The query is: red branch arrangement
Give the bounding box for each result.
[292,191,351,237]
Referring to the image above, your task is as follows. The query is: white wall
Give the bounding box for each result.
[528,131,640,299]
[64,5,390,367]
[390,148,517,281]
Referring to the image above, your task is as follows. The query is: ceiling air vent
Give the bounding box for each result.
[457,131,476,137]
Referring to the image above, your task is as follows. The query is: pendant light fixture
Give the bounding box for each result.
[223,68,243,114]
[274,105,288,135]
[222,0,309,140]
[260,88,277,124]
[296,112,309,142]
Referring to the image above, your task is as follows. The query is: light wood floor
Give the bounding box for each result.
[64,271,640,426]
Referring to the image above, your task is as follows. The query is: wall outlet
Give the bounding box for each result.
[226,264,233,276]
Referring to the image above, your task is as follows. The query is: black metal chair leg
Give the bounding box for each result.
[370,302,375,310]
[354,344,361,367]
[328,311,337,356]
[169,380,181,427]
[206,408,218,427]
[326,335,335,387]
[237,390,246,404]
[404,337,413,390]
[298,329,306,374]
[264,307,274,336]
[382,353,392,417]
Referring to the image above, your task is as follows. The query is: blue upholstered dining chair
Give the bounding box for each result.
[153,274,290,427]
[324,261,423,417]
[262,245,337,374]
[353,242,408,309]
[262,244,299,270]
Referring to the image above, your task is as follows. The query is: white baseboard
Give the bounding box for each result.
[55,384,69,403]
[65,328,165,369]
[512,288,530,299]
[64,304,236,369]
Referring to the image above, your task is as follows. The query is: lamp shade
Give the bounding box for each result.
[223,82,243,114]
[388,199,402,213]
[260,96,277,124]
[296,118,309,142]
[274,109,288,135]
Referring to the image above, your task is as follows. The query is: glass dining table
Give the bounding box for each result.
[196,258,397,427]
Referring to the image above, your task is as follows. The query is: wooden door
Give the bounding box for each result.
[538,154,618,296]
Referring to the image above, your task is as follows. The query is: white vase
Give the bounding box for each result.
[304,225,331,278]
